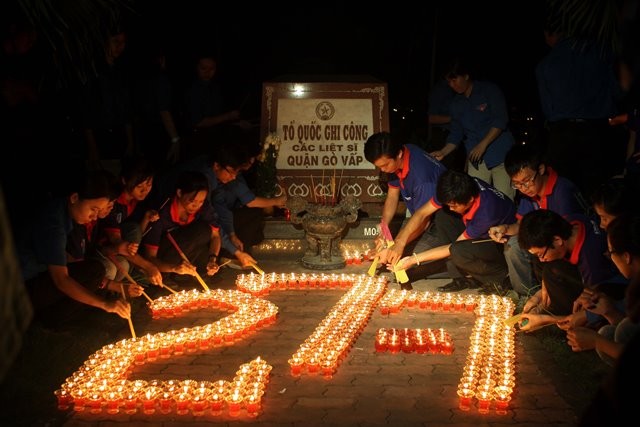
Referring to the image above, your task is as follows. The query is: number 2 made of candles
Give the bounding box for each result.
[57,273,388,416]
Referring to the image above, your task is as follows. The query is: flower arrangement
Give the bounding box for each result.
[255,133,282,197]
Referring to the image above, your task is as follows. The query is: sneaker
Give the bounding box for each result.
[436,277,469,292]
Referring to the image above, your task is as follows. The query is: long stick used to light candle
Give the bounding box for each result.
[119,283,137,339]
[321,169,325,205]
[104,253,154,302]
[336,169,344,204]
[310,175,317,203]
[142,197,171,237]
[331,167,336,206]
[166,232,210,291]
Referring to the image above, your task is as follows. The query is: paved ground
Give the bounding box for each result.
[38,253,601,427]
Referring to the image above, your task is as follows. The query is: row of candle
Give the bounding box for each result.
[288,275,388,377]
[374,328,454,355]
[56,358,271,416]
[235,272,361,296]
[378,289,479,314]
[457,295,517,414]
[148,288,278,322]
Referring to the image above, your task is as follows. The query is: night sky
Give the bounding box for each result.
[129,1,546,121]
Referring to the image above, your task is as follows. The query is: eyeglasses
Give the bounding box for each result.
[511,171,538,190]
[530,244,550,260]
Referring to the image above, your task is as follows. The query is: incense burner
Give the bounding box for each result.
[286,195,361,269]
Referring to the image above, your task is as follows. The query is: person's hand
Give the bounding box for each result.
[517,313,545,332]
[145,264,163,287]
[429,150,446,161]
[566,327,598,351]
[126,282,144,298]
[522,295,541,314]
[206,257,220,276]
[488,224,509,243]
[572,288,596,313]
[556,311,587,330]
[374,235,386,253]
[115,241,138,257]
[391,256,413,272]
[104,299,131,320]
[273,195,287,209]
[144,209,160,224]
[468,144,487,165]
[236,251,257,269]
[231,234,244,252]
[608,113,628,126]
[174,261,197,276]
[379,245,403,267]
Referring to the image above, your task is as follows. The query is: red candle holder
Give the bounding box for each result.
[175,392,191,415]
[226,392,243,413]
[288,357,304,376]
[123,393,138,414]
[54,389,72,410]
[209,392,225,413]
[457,388,475,411]
[245,394,261,415]
[104,391,122,414]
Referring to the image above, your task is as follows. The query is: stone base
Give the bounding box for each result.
[301,255,346,270]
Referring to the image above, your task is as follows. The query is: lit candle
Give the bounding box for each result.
[457,387,475,411]
[54,389,71,410]
[288,357,304,376]
[226,390,243,412]
[245,394,261,415]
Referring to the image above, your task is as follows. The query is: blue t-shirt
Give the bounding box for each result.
[387,144,446,214]
[462,178,516,239]
[141,196,232,253]
[516,168,587,220]
[447,81,515,169]
[218,174,256,235]
[17,197,73,281]
[565,214,621,287]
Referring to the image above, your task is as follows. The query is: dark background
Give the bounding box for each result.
[127,1,546,124]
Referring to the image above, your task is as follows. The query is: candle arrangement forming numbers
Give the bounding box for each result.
[55,289,276,417]
[374,328,454,355]
[55,271,518,418]
[457,295,517,415]
[235,272,361,296]
[288,275,388,378]
[378,289,477,314]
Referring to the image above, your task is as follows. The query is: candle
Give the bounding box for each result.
[245,394,261,415]
[209,392,224,412]
[457,387,475,411]
[476,390,492,414]
[288,357,304,376]
[226,391,243,412]
[191,392,209,416]
[494,386,512,415]
[54,389,71,410]
[175,392,191,415]
[141,387,159,415]
[88,391,103,414]
[104,391,122,414]
[122,392,138,414]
